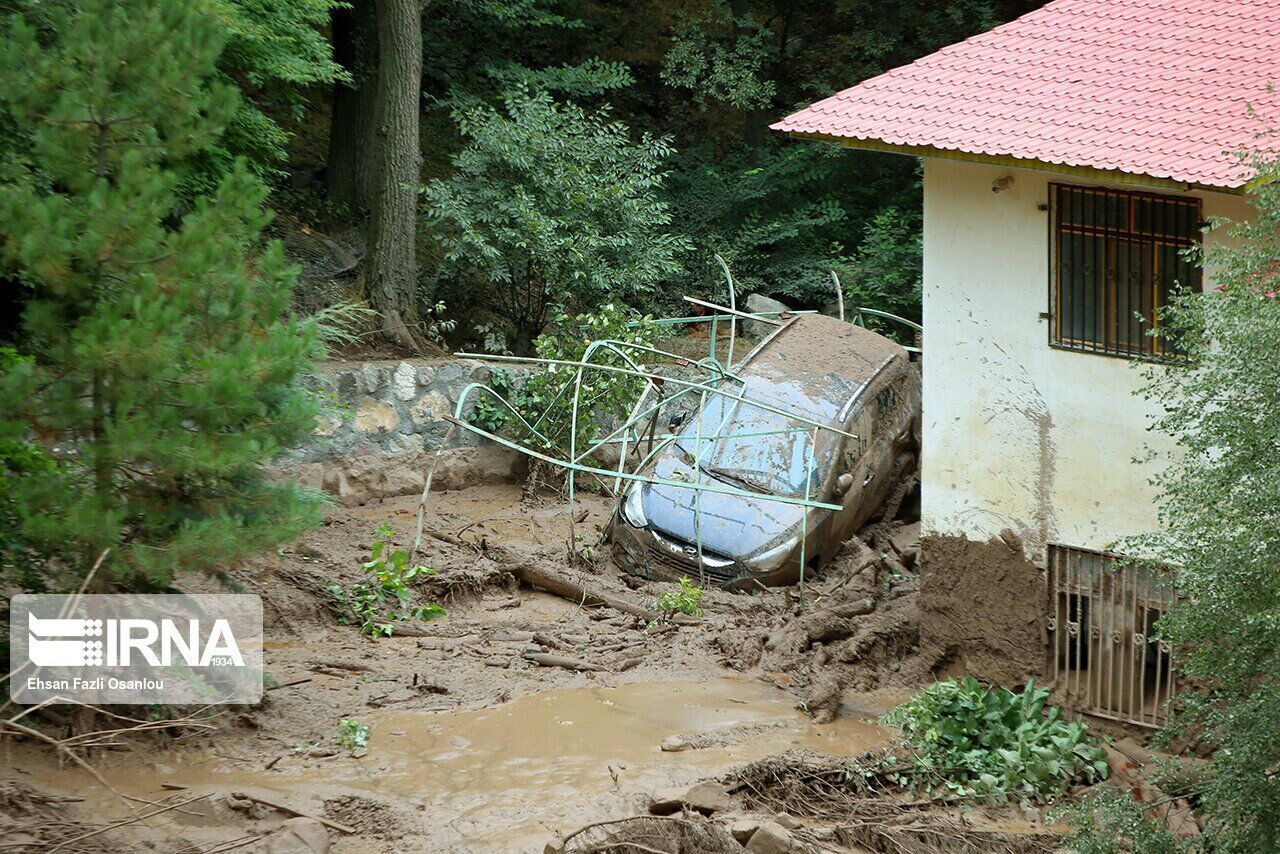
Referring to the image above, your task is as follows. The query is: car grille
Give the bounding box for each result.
[646,536,739,587]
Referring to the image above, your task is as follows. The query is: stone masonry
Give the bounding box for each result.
[271,358,531,506]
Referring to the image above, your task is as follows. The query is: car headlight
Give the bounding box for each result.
[747,535,799,571]
[620,483,648,528]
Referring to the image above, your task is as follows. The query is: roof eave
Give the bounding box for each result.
[782,130,1246,195]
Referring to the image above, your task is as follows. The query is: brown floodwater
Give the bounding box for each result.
[35,677,892,852]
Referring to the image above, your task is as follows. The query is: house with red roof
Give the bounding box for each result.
[775,0,1274,726]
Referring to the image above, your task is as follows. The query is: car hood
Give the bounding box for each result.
[642,454,809,559]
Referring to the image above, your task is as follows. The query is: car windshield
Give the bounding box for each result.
[673,381,841,498]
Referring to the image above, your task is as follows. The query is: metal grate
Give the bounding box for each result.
[1051,184,1201,359]
[1047,544,1177,728]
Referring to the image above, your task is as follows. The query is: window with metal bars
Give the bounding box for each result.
[1051,184,1201,358]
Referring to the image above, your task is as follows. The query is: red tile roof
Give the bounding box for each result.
[771,0,1280,189]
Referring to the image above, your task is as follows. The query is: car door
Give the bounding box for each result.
[823,402,877,557]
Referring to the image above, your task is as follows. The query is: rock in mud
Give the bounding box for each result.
[803,672,843,724]
[719,813,761,844]
[266,817,331,853]
[648,781,732,816]
[890,522,920,567]
[660,734,692,752]
[745,819,795,853]
[744,294,791,337]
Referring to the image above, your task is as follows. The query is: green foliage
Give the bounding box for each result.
[423,0,618,108]
[507,304,660,461]
[1057,790,1189,854]
[662,10,777,110]
[0,347,64,590]
[328,524,445,637]
[665,144,852,309]
[654,576,705,618]
[422,89,688,351]
[883,678,1108,804]
[1125,150,1280,852]
[0,0,324,591]
[845,203,924,322]
[411,1,1042,326]
[202,0,346,188]
[467,367,518,433]
[335,718,371,750]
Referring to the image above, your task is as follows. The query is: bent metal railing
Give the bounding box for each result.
[430,258,914,605]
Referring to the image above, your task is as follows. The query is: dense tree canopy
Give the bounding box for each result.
[307,0,1042,345]
[0,0,323,590]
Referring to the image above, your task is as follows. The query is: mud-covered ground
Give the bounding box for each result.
[2,484,1066,853]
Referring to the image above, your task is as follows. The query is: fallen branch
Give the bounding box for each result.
[509,561,670,623]
[266,677,312,691]
[307,658,377,673]
[162,785,355,835]
[46,794,210,853]
[522,652,606,672]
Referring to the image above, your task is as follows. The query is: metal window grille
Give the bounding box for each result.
[1047,544,1177,728]
[1051,184,1201,359]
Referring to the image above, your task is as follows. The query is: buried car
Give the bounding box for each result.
[608,313,920,589]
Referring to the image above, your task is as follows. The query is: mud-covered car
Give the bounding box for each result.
[608,313,920,589]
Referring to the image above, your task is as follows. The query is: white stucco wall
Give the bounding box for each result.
[921,158,1253,561]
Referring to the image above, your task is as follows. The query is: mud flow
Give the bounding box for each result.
[32,679,887,851]
[3,484,966,853]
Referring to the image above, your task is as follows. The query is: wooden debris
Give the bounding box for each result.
[509,561,670,623]
[161,784,355,835]
[522,652,606,672]
[307,658,376,674]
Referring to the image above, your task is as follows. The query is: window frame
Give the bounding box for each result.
[1048,183,1202,360]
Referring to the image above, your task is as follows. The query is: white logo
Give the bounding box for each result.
[27,614,104,666]
[28,612,243,668]
[10,594,262,705]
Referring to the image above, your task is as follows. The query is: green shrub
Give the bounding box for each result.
[328,524,445,637]
[883,677,1108,804]
[1056,790,1189,854]
[421,89,686,353]
[480,304,659,465]
[467,366,517,433]
[654,576,705,618]
[335,718,370,751]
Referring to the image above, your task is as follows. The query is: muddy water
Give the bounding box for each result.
[52,678,890,852]
[377,677,888,848]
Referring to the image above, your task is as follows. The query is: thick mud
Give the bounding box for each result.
[1,485,1043,852]
[20,679,889,851]
[918,534,1046,687]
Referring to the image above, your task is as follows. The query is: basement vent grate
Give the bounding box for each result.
[1047,544,1177,728]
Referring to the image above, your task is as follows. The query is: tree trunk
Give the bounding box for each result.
[366,0,423,347]
[326,0,379,212]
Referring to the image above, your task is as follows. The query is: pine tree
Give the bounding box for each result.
[0,0,323,591]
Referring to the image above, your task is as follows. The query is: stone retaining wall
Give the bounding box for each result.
[273,358,532,506]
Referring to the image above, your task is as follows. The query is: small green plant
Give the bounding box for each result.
[335,719,371,751]
[883,677,1108,804]
[468,366,517,433]
[328,524,446,637]
[654,576,705,618]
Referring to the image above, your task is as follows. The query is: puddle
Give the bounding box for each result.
[39,678,891,852]
[373,677,888,847]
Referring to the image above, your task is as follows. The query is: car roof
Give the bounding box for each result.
[731,314,907,423]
